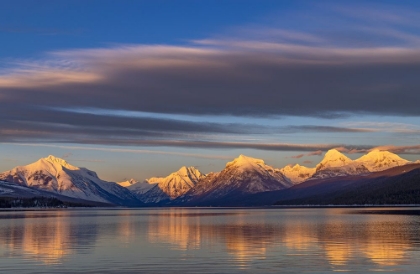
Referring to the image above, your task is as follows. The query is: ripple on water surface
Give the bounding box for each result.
[0,207,419,273]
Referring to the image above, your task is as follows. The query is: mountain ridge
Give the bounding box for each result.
[0,149,417,207]
[0,156,142,206]
[173,155,292,206]
[133,166,205,203]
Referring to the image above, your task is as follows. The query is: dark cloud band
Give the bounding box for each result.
[1,44,420,118]
[2,10,420,149]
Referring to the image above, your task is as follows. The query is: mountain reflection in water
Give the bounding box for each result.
[0,208,419,273]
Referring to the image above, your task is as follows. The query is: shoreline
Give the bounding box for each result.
[1,204,420,212]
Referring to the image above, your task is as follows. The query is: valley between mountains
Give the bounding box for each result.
[1,149,420,207]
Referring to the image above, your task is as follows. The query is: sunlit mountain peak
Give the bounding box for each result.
[226,154,266,170]
[41,155,78,170]
[316,149,353,171]
[117,179,138,187]
[355,149,410,172]
[280,164,316,184]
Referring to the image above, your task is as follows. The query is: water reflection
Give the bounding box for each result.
[0,208,418,273]
[314,221,412,267]
[323,243,352,266]
[146,208,420,270]
[0,211,100,264]
[116,211,137,244]
[148,209,202,250]
[222,224,272,268]
[0,212,74,264]
[148,209,275,267]
[359,222,411,266]
[283,222,317,251]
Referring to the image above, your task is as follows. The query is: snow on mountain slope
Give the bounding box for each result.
[280,164,316,184]
[315,149,353,171]
[126,180,157,195]
[311,163,370,180]
[117,178,157,195]
[117,179,138,187]
[0,155,140,205]
[282,149,412,182]
[225,154,267,172]
[355,149,410,172]
[175,155,292,205]
[138,166,205,204]
[223,155,291,190]
[310,149,369,180]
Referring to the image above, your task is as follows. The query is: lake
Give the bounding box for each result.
[0,207,419,273]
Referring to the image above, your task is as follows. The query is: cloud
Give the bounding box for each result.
[0,106,254,135]
[2,32,420,119]
[288,144,420,159]
[1,4,420,149]
[327,145,420,155]
[307,150,323,156]
[291,154,305,159]
[290,150,323,159]
[0,105,375,145]
[9,143,233,160]
[342,121,420,134]
[370,145,420,154]
[4,140,420,156]
[3,139,375,156]
[2,140,373,153]
[281,126,372,133]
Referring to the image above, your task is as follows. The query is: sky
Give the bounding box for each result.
[1,0,420,182]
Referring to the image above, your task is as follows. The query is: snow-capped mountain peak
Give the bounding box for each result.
[310,149,370,180]
[0,156,140,205]
[226,154,266,171]
[177,166,190,175]
[316,149,353,171]
[172,166,203,182]
[133,166,205,203]
[280,164,316,184]
[173,154,292,205]
[117,178,138,187]
[15,156,77,180]
[42,155,78,170]
[126,179,157,195]
[355,149,410,172]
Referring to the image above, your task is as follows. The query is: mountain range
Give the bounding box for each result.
[128,166,205,204]
[0,155,141,206]
[0,149,419,207]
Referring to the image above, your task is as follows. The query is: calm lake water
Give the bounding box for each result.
[0,207,419,273]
